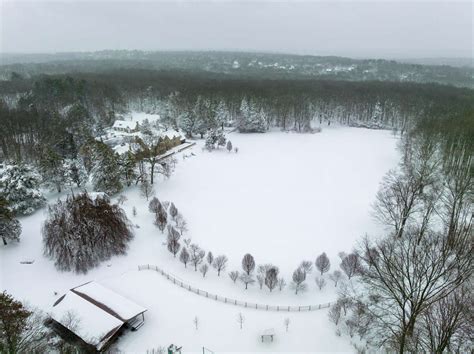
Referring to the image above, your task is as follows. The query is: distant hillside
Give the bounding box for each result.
[1,50,472,88]
[397,57,473,68]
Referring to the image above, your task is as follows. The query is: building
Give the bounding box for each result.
[112,120,140,133]
[50,281,146,352]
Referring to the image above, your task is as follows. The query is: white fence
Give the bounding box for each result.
[138,264,332,312]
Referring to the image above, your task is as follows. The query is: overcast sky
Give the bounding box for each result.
[1,0,472,59]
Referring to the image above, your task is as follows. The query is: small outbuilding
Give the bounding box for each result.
[260,328,276,342]
[50,281,146,351]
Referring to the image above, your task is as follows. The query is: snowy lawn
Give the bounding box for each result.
[0,126,399,352]
[157,127,399,271]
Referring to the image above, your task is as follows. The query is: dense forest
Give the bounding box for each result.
[1,65,473,164]
[1,51,473,88]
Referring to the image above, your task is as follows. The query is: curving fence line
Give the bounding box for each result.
[138,264,332,312]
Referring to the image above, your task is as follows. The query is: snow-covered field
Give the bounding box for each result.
[0,126,399,352]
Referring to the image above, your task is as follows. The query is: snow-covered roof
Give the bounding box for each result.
[51,282,146,350]
[72,282,147,321]
[87,192,108,200]
[51,291,123,350]
[113,120,138,129]
[161,129,183,140]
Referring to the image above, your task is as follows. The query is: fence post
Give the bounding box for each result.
[309,305,311,311]
[318,304,321,309]
[299,306,301,312]
[288,306,290,311]
[225,298,227,303]
[147,264,150,270]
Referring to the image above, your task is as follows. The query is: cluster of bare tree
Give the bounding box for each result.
[332,134,473,352]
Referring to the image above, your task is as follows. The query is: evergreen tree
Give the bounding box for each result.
[0,197,22,245]
[179,111,197,138]
[38,147,66,193]
[119,151,137,187]
[0,164,46,215]
[91,142,122,195]
[63,158,88,188]
[238,98,267,133]
[215,100,229,129]
[0,291,31,353]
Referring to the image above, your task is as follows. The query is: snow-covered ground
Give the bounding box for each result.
[0,125,399,352]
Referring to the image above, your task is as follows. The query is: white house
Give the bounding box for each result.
[112,120,140,133]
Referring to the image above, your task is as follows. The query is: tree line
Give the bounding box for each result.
[1,70,473,163]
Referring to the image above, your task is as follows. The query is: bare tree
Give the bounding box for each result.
[179,247,189,268]
[242,253,255,275]
[166,226,181,257]
[189,244,205,271]
[133,135,176,185]
[265,266,279,292]
[169,202,178,220]
[174,213,188,235]
[329,270,343,287]
[337,297,352,316]
[344,230,473,352]
[229,270,239,283]
[440,151,472,247]
[284,318,290,332]
[199,263,209,278]
[154,206,168,233]
[117,195,127,205]
[193,316,199,330]
[148,196,161,213]
[328,303,342,325]
[239,273,255,289]
[372,137,440,239]
[140,178,154,201]
[315,276,326,290]
[237,313,245,329]
[212,255,228,276]
[256,275,264,290]
[340,253,360,279]
[418,286,471,353]
[299,260,313,277]
[278,277,287,291]
[206,251,214,265]
[315,252,331,275]
[291,268,307,294]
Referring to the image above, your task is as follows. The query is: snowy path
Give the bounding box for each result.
[138,264,333,312]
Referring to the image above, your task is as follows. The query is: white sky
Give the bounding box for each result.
[1,0,472,58]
